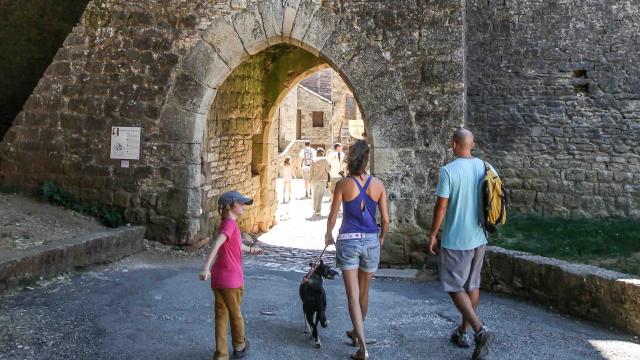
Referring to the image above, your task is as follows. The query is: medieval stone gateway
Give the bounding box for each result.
[0,0,638,264]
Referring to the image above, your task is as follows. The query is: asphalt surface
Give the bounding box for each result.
[1,252,639,360]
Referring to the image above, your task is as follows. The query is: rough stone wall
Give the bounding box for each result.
[204,53,266,235]
[466,0,640,219]
[482,246,640,335]
[0,0,92,139]
[276,88,298,151]
[343,1,465,264]
[0,0,466,264]
[0,1,220,244]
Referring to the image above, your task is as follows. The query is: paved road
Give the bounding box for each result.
[1,252,639,360]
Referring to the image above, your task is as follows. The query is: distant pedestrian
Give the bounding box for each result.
[309,148,330,216]
[299,141,317,198]
[199,191,263,360]
[428,128,496,360]
[282,157,295,203]
[327,143,346,196]
[325,139,389,360]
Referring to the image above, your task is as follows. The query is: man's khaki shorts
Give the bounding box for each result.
[438,245,486,293]
[302,167,311,181]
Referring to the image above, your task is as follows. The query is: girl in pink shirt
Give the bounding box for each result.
[199,190,263,360]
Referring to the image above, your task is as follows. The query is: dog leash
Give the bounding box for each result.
[302,244,329,283]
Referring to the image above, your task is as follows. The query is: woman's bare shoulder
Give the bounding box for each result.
[370,176,386,189]
[336,177,351,188]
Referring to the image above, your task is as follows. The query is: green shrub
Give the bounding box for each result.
[492,213,640,276]
[40,181,124,228]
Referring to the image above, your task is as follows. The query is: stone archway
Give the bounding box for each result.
[159,2,416,248]
[0,0,466,264]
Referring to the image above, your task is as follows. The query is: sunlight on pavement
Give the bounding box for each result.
[259,179,339,250]
[589,339,640,359]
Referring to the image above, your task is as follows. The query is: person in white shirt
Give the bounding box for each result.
[327,143,346,196]
[298,141,317,198]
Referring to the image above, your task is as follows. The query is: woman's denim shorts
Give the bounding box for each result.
[335,233,381,273]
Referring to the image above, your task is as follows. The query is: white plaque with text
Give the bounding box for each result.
[110,127,141,160]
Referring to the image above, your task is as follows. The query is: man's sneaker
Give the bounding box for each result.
[472,326,496,360]
[450,326,471,348]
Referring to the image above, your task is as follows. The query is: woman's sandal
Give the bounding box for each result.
[346,330,378,347]
[346,330,357,346]
[350,349,369,360]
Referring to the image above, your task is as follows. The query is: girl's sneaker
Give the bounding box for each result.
[232,338,249,359]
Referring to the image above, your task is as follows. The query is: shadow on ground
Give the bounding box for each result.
[1,252,639,359]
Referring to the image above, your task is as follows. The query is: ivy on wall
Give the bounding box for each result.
[0,0,90,139]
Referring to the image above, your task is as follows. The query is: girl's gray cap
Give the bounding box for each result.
[218,191,253,206]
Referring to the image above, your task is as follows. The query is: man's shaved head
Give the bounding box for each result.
[452,127,475,156]
[453,128,474,148]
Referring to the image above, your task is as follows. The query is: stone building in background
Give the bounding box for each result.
[273,68,364,168]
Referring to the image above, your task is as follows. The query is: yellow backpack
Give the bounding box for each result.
[481,161,507,234]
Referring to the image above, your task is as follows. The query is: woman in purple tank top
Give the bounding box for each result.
[325,140,390,360]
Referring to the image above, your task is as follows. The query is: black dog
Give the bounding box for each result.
[299,260,338,347]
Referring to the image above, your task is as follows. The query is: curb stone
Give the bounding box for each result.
[0,226,146,291]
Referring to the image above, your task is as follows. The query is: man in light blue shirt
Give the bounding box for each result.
[428,128,496,360]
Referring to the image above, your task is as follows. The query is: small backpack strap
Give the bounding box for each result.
[482,160,491,173]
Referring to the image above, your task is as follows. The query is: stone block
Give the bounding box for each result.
[147,215,177,243]
[289,0,318,48]
[174,164,202,188]
[373,148,415,175]
[173,143,202,165]
[230,0,247,9]
[282,0,301,39]
[482,246,640,335]
[257,0,285,44]
[125,206,149,224]
[167,72,216,115]
[0,227,145,292]
[113,190,131,208]
[203,17,249,69]
[186,188,203,218]
[232,5,269,55]
[156,188,189,219]
[159,105,207,144]
[181,41,231,89]
[380,233,407,265]
[375,268,418,279]
[369,107,417,148]
[297,6,337,55]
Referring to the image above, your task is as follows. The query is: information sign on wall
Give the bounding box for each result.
[110,127,141,160]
